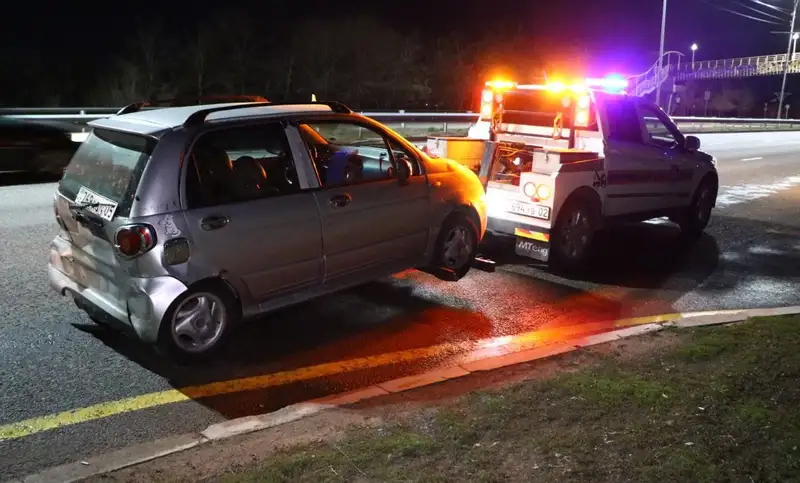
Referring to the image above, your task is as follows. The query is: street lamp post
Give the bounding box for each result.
[691,43,698,68]
[778,0,798,119]
[793,33,799,58]
[656,0,668,108]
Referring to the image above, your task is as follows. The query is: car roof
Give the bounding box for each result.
[87,102,341,137]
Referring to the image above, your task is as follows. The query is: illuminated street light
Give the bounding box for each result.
[656,0,668,108]
[779,0,798,119]
[691,43,698,67]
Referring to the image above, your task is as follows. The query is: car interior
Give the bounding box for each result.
[185,136,300,208]
[298,123,413,187]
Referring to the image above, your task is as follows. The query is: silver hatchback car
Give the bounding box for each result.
[48,101,488,361]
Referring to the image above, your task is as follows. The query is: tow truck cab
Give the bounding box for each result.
[444,77,718,269]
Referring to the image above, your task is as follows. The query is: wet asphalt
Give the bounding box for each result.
[1,133,800,479]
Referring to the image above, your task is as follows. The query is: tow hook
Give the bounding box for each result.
[472,256,496,273]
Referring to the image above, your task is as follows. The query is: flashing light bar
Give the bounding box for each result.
[585,75,628,90]
[486,74,628,93]
[485,80,516,90]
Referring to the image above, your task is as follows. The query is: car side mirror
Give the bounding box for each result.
[685,135,701,152]
[396,157,413,186]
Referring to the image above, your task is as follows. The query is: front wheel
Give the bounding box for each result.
[431,213,479,280]
[679,179,715,239]
[156,284,239,363]
[550,197,599,272]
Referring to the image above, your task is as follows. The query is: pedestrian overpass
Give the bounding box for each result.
[631,52,800,98]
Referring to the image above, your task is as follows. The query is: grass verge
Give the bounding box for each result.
[217,316,800,483]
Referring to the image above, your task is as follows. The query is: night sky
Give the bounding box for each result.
[10,0,788,65]
[3,0,799,106]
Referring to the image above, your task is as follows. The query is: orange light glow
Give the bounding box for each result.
[485,79,516,90]
[575,110,590,127]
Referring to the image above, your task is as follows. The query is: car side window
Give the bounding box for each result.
[604,99,644,144]
[297,120,421,188]
[185,123,301,209]
[638,104,683,147]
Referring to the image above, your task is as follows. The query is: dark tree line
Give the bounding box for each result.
[1,14,559,110]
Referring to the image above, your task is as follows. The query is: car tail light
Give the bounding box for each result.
[114,224,156,259]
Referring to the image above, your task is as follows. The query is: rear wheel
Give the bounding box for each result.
[431,213,479,280]
[550,197,599,271]
[679,178,715,239]
[157,283,239,363]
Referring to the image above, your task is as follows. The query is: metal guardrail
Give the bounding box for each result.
[0,109,477,123]
[3,109,800,136]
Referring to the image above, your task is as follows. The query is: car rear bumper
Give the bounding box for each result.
[48,238,188,344]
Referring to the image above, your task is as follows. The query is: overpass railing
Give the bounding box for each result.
[3,109,800,138]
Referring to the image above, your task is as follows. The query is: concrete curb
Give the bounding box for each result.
[15,305,800,483]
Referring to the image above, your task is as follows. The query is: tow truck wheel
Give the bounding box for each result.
[431,212,479,280]
[550,196,599,271]
[679,178,715,239]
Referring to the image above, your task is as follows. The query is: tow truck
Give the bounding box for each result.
[428,76,719,270]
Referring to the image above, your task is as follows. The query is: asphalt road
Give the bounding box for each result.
[2,133,800,480]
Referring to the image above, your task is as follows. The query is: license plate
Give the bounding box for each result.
[74,187,118,221]
[508,201,550,220]
[515,236,550,262]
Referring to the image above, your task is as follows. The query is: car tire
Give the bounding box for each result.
[549,196,599,272]
[156,282,240,363]
[431,212,479,280]
[678,178,715,239]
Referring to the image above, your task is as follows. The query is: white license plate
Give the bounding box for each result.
[508,201,551,220]
[74,187,118,221]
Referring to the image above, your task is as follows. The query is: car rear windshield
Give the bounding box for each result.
[501,90,576,127]
[58,128,155,218]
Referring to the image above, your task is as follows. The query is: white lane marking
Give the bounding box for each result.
[741,157,763,162]
[644,175,800,225]
[716,175,800,208]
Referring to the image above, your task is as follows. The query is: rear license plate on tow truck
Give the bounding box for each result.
[515,237,550,262]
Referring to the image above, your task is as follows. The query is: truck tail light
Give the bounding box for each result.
[574,94,591,128]
[114,224,156,259]
[480,89,494,118]
[522,182,552,202]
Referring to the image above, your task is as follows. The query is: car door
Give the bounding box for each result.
[599,97,669,217]
[181,122,324,303]
[636,102,696,207]
[294,118,431,284]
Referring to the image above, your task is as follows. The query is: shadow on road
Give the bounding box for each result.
[77,269,622,419]
[484,221,721,290]
[74,212,800,422]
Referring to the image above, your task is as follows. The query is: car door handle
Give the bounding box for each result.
[201,215,229,231]
[329,194,351,208]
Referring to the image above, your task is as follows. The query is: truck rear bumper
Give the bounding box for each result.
[487,216,551,239]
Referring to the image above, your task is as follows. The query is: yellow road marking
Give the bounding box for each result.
[0,344,459,442]
[614,313,682,327]
[0,311,682,442]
